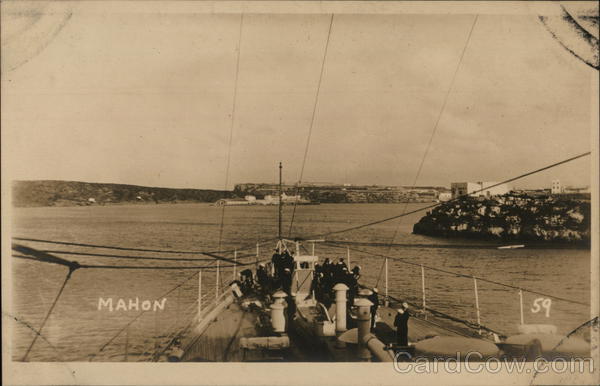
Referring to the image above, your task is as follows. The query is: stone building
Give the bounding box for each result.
[450,182,511,199]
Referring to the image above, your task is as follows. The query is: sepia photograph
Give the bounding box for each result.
[2,1,598,385]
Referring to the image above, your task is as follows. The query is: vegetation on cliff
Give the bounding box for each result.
[413,193,590,246]
[12,180,234,207]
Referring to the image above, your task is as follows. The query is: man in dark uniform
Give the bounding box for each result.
[256,263,269,292]
[281,267,293,294]
[394,302,410,346]
[286,293,297,321]
[345,267,358,305]
[314,272,325,302]
[368,287,380,329]
[272,250,281,278]
[240,268,253,292]
[310,263,321,299]
[336,258,348,276]
[322,258,332,273]
[333,260,347,285]
[282,250,294,274]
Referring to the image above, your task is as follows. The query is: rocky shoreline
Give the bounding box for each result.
[413,193,590,246]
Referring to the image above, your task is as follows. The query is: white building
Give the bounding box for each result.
[551,179,589,195]
[451,182,510,199]
[551,179,563,194]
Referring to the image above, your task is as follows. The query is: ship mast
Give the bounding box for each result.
[278,162,283,241]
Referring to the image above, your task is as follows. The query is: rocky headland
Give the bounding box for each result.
[413,193,590,246]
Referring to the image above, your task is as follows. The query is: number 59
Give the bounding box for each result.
[531,297,552,317]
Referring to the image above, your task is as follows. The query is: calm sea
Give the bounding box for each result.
[11,203,591,361]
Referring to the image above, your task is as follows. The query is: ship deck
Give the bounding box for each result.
[182,299,487,362]
[184,302,262,362]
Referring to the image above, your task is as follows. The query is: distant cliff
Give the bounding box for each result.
[413,193,590,246]
[12,180,234,207]
[234,183,446,204]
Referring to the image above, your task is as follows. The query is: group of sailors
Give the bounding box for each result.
[251,250,365,305]
[229,248,410,347]
[311,257,362,308]
[254,249,296,294]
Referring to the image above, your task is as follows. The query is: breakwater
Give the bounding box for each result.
[413,194,590,246]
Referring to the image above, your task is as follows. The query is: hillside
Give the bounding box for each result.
[12,180,234,207]
[234,183,447,203]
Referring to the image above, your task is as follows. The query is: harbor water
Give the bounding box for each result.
[10,203,591,361]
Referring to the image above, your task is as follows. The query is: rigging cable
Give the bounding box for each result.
[21,264,77,361]
[38,249,255,262]
[87,268,203,361]
[13,152,591,269]
[13,151,590,269]
[382,291,504,337]
[373,257,387,289]
[37,250,228,262]
[8,313,66,361]
[12,244,263,270]
[323,241,590,306]
[12,236,249,256]
[386,15,479,250]
[217,13,244,253]
[294,151,591,241]
[287,14,335,237]
[321,239,587,250]
[12,253,263,270]
[357,282,502,337]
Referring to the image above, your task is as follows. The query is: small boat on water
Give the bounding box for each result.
[155,166,590,363]
[165,238,590,363]
[497,244,525,250]
[9,5,596,365]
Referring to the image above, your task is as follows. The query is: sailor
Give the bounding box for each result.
[314,271,325,302]
[368,288,380,329]
[257,263,269,291]
[394,302,410,346]
[281,267,293,294]
[332,260,347,285]
[350,265,361,298]
[286,292,297,321]
[265,262,273,277]
[346,268,358,305]
[310,264,321,299]
[324,257,334,275]
[229,274,244,298]
[314,262,322,275]
[272,249,281,277]
[240,268,253,292]
[336,257,348,275]
[282,250,295,273]
[240,268,251,280]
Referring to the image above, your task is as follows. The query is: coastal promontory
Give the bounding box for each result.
[413,193,590,246]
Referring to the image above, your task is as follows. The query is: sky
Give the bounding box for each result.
[2,3,596,190]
